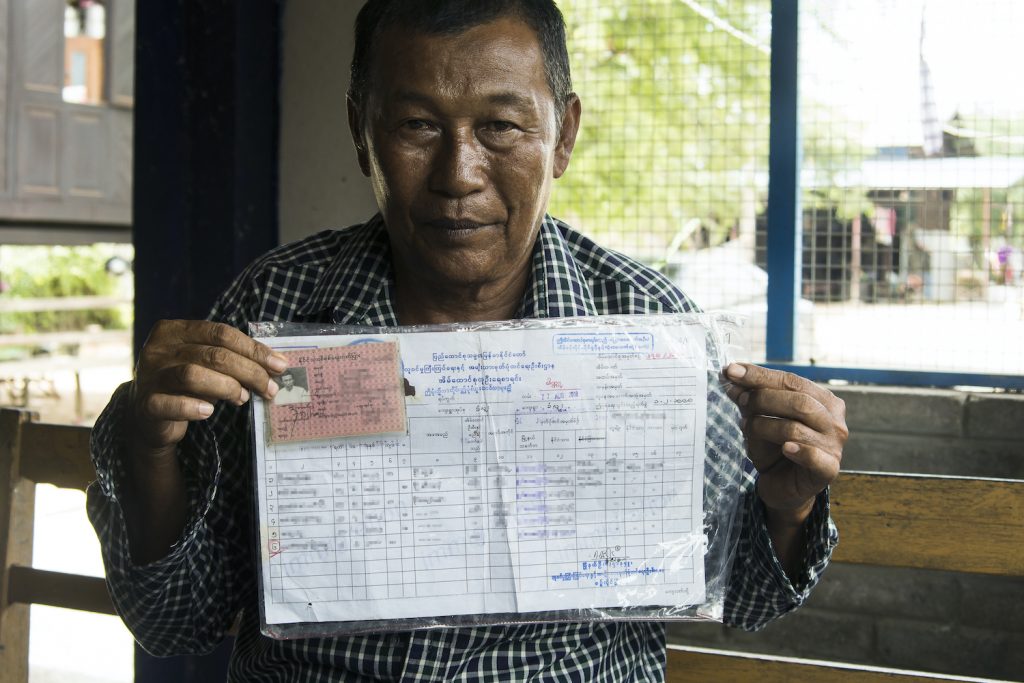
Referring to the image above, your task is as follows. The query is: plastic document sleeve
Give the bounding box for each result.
[248,313,747,638]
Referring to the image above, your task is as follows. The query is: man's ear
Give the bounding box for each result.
[347,96,372,178]
[553,94,582,179]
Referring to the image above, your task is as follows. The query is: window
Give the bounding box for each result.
[63,0,106,104]
[552,0,1023,387]
[797,0,1024,381]
[552,0,775,359]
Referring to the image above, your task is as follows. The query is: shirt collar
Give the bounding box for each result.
[519,215,599,319]
[295,214,397,325]
[298,213,597,325]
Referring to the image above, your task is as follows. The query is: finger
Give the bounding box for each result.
[177,343,280,400]
[780,441,841,488]
[138,392,215,422]
[156,363,251,407]
[740,387,835,435]
[725,363,836,408]
[177,321,289,374]
[828,395,850,438]
[138,320,283,400]
[747,415,835,453]
[744,437,786,474]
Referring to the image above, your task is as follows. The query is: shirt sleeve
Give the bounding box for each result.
[712,388,839,631]
[86,268,265,656]
[86,383,254,655]
[724,478,837,631]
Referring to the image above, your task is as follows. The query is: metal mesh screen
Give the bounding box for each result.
[797,1,1024,376]
[550,0,773,362]
[552,0,1024,381]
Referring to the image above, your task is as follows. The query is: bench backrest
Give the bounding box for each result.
[668,471,1024,682]
[830,471,1023,576]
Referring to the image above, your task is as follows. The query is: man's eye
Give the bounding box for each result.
[486,121,517,133]
[403,119,431,131]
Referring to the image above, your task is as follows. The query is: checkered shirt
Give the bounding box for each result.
[88,214,837,682]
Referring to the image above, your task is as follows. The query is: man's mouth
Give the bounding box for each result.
[425,218,498,234]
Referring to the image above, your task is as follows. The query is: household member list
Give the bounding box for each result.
[252,319,709,626]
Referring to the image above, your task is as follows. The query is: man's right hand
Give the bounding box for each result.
[121,320,287,564]
[130,320,288,456]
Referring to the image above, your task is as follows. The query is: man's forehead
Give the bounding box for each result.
[391,88,538,111]
[373,13,537,48]
[367,17,551,105]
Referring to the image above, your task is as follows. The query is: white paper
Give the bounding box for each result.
[253,320,708,625]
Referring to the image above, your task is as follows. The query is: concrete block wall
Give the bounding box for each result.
[834,386,1024,478]
[667,387,1024,680]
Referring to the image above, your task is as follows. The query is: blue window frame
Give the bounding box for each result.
[766,0,1024,390]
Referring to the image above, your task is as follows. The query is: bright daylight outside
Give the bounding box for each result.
[1,0,1022,681]
[2,0,136,681]
[552,0,1024,377]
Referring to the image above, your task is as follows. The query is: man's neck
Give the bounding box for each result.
[393,269,529,325]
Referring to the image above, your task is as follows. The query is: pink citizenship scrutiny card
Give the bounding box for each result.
[266,341,407,443]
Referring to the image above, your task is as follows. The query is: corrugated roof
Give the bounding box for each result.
[807,156,1024,190]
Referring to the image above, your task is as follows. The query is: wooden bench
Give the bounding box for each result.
[0,408,114,682]
[1,407,1021,682]
[667,472,1024,682]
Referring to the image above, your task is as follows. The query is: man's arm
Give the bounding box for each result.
[725,363,846,581]
[123,320,287,563]
[763,499,817,583]
[87,317,293,655]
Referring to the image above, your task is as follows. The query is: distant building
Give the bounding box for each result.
[0,0,133,245]
[756,131,1024,303]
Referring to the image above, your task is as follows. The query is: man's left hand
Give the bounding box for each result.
[725,363,847,522]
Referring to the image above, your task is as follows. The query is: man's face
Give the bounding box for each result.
[281,374,295,390]
[350,17,580,294]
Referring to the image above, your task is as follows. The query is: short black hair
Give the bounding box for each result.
[349,0,573,117]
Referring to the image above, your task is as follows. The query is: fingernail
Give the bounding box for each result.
[198,402,214,418]
[726,363,747,379]
[267,379,279,397]
[783,442,799,454]
[269,354,288,373]
[239,388,251,404]
[739,392,750,407]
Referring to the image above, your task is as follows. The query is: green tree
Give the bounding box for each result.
[552,0,772,256]
[551,0,871,258]
[0,245,132,335]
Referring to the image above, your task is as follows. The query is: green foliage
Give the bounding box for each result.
[552,0,772,254]
[951,115,1024,158]
[948,116,1024,251]
[952,188,1024,246]
[551,0,871,257]
[0,244,132,335]
[801,100,873,221]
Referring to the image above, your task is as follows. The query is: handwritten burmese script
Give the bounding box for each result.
[268,342,407,443]
[252,319,711,629]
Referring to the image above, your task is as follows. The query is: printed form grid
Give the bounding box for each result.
[264,359,699,609]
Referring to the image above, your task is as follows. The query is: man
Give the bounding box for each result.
[88,1,845,681]
[273,370,309,405]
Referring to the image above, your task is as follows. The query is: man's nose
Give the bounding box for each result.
[429,131,487,198]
